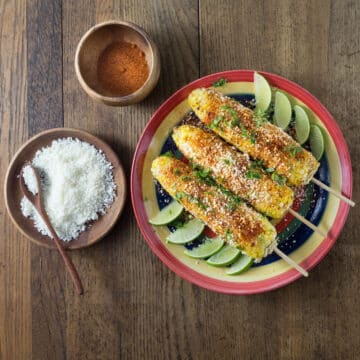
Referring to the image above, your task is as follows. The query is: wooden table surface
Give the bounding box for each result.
[1,1,359,359]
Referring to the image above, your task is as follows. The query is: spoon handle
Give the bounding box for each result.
[47,225,84,295]
[52,232,84,295]
[38,207,84,294]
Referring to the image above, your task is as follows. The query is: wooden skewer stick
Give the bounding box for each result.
[288,208,327,237]
[274,247,309,277]
[311,178,355,207]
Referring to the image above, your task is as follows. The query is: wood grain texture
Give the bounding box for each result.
[0,1,31,359]
[26,1,68,359]
[200,1,360,359]
[62,0,198,359]
[0,0,359,359]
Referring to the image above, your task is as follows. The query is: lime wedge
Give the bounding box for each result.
[206,245,241,267]
[184,237,224,259]
[167,218,205,244]
[226,254,254,275]
[149,201,184,225]
[294,105,310,144]
[309,124,325,160]
[254,72,272,111]
[274,91,292,130]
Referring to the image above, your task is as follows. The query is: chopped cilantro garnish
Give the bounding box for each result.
[191,165,216,186]
[223,158,232,165]
[181,175,192,181]
[265,167,275,173]
[187,195,197,203]
[163,151,174,158]
[232,196,242,206]
[271,172,287,185]
[219,186,233,198]
[173,168,181,175]
[249,160,264,171]
[246,170,262,179]
[187,195,208,210]
[253,109,268,127]
[218,185,242,210]
[199,174,216,186]
[227,195,242,211]
[284,145,303,157]
[197,168,211,178]
[212,78,227,87]
[252,159,264,168]
[162,150,182,159]
[197,201,208,210]
[221,105,254,140]
[230,117,241,128]
[210,115,224,129]
[175,191,208,210]
[220,105,241,128]
[221,105,238,117]
[225,229,234,241]
[175,192,186,200]
[250,131,257,144]
[238,122,250,138]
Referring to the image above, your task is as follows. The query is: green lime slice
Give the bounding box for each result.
[254,72,272,111]
[226,254,254,275]
[273,91,292,130]
[206,245,241,267]
[309,124,325,160]
[184,237,224,259]
[294,105,310,144]
[167,218,205,244]
[149,201,184,225]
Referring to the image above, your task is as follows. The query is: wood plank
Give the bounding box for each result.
[26,1,67,359]
[1,0,359,358]
[318,1,360,357]
[62,0,199,359]
[0,0,31,359]
[200,0,359,359]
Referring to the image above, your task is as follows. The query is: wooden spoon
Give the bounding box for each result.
[19,164,84,295]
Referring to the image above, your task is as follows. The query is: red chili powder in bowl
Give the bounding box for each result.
[97,41,149,96]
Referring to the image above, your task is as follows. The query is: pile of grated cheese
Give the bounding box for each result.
[20,138,116,241]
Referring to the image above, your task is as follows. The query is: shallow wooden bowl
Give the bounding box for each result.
[4,128,126,250]
[75,20,160,106]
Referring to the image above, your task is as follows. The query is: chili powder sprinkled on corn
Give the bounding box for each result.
[97,41,149,96]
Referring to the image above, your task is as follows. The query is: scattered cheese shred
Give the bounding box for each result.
[20,138,116,241]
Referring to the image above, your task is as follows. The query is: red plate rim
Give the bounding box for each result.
[130,70,352,295]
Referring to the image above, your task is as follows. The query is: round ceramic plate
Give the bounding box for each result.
[5,128,126,250]
[131,70,352,294]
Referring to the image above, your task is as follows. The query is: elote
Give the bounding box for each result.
[151,155,277,260]
[188,88,319,186]
[172,125,294,219]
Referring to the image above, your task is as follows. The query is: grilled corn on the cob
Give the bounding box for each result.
[151,156,277,260]
[173,125,294,219]
[188,88,319,186]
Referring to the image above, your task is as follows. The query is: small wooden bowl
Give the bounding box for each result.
[75,20,160,106]
[4,128,126,250]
